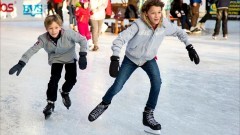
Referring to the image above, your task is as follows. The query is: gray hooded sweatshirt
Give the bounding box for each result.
[20,29,88,65]
[112,18,191,66]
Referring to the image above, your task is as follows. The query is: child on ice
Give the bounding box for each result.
[88,0,200,134]
[9,15,88,119]
[75,0,94,50]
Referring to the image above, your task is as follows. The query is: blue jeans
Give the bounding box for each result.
[181,15,192,29]
[67,5,76,25]
[102,56,162,109]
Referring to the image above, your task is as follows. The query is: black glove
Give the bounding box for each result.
[109,56,120,78]
[78,52,87,70]
[9,61,26,76]
[186,44,200,64]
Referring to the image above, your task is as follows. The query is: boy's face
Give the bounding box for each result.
[46,22,61,38]
[146,6,162,26]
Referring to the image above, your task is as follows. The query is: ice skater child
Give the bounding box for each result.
[9,14,88,119]
[88,0,200,134]
[75,0,94,50]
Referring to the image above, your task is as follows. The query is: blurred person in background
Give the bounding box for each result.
[53,0,64,21]
[89,0,108,51]
[66,0,79,31]
[212,0,230,40]
[189,0,202,33]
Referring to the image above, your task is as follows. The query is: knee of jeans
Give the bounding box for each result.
[151,77,162,86]
[113,80,124,89]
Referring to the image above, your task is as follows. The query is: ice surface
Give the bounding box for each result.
[0,20,239,135]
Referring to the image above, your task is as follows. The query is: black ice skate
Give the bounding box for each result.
[59,89,71,109]
[143,107,161,135]
[43,101,55,119]
[88,102,109,122]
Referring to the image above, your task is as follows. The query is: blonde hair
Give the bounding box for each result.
[140,0,165,28]
[44,14,63,29]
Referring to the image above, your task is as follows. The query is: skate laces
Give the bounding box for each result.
[145,110,159,126]
[90,104,107,119]
[61,91,70,99]
[44,102,54,111]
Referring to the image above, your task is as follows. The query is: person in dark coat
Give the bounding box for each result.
[212,0,230,40]
[170,0,192,32]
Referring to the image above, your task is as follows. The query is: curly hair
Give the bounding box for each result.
[141,0,165,13]
[140,0,165,28]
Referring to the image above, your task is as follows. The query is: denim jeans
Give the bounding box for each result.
[102,56,162,109]
[67,5,77,26]
[213,9,229,36]
[181,15,192,29]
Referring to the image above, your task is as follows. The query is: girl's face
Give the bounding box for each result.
[46,22,61,38]
[146,6,162,26]
[83,2,89,9]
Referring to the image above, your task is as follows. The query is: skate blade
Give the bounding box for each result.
[62,99,71,109]
[44,113,51,120]
[43,110,52,120]
[144,126,161,135]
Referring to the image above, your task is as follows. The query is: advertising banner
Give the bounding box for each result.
[0,0,48,21]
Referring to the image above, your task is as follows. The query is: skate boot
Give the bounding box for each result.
[212,34,218,40]
[43,101,55,119]
[143,107,161,135]
[88,40,94,51]
[88,102,109,122]
[223,34,228,40]
[59,89,71,109]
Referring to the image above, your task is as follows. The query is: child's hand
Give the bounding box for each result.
[78,52,87,70]
[186,45,200,64]
[9,61,26,76]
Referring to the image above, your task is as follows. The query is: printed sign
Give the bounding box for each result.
[23,4,43,16]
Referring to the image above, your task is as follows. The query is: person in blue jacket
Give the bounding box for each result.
[87,0,200,134]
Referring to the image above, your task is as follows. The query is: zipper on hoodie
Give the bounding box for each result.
[138,30,155,66]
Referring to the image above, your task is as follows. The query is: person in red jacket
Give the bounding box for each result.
[53,0,64,21]
[75,0,94,50]
[105,0,112,18]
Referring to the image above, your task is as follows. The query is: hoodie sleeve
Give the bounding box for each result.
[112,22,139,56]
[20,37,44,63]
[163,18,191,46]
[69,30,88,52]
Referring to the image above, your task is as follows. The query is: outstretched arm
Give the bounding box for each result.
[163,19,200,64]
[9,38,44,76]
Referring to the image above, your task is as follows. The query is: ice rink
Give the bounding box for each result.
[0,19,239,135]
